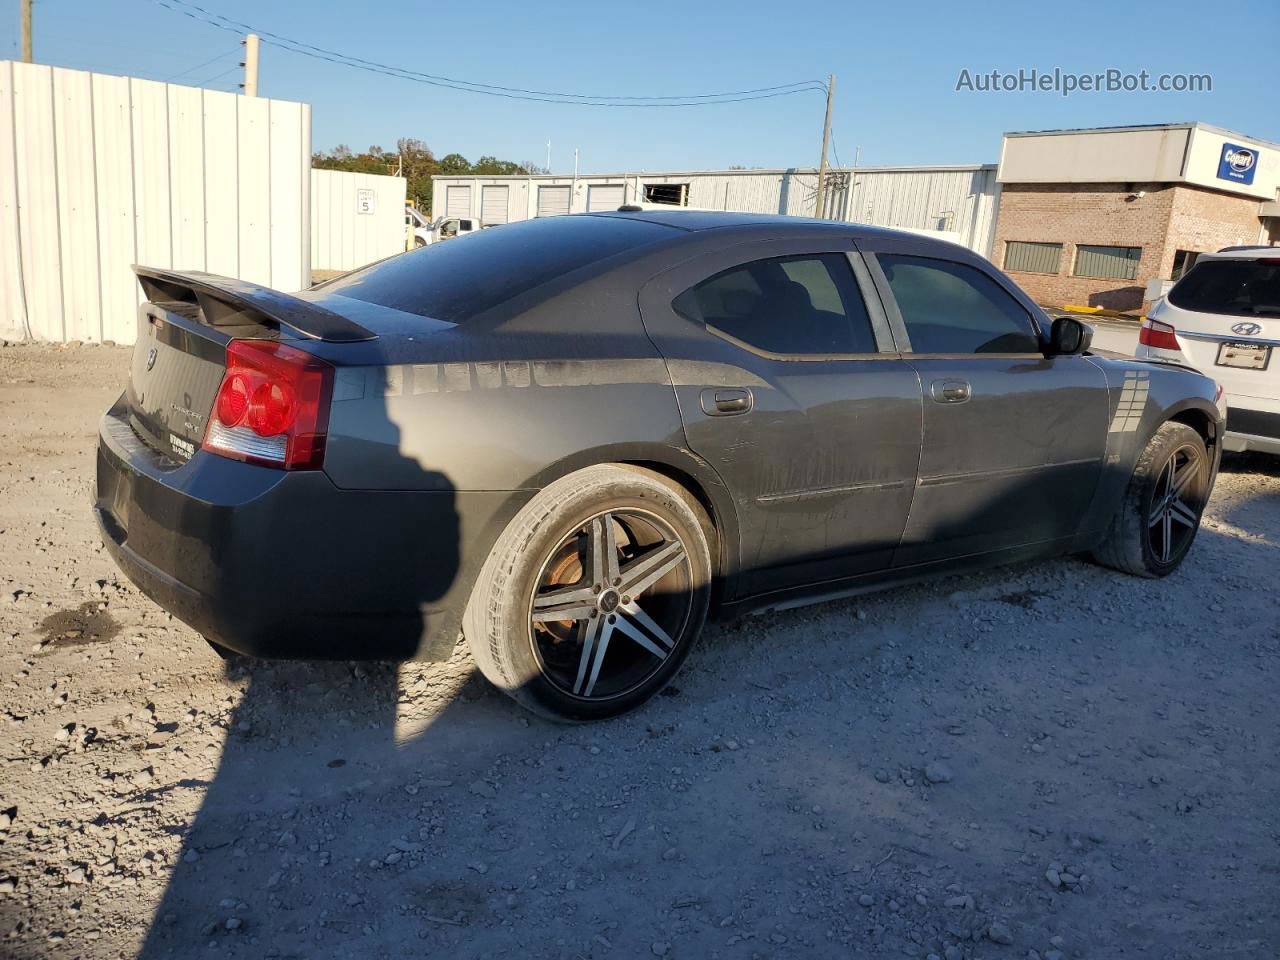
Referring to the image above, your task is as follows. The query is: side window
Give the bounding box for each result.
[878,254,1041,354]
[673,254,877,355]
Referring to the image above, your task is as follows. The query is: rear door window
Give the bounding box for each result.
[1168,258,1280,318]
[673,254,878,355]
[877,254,1041,354]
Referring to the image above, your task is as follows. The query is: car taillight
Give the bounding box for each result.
[1139,317,1180,351]
[203,340,333,470]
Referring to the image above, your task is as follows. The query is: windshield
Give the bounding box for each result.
[1169,258,1280,318]
[321,215,672,322]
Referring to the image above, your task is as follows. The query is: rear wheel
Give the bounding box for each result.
[464,465,712,721]
[1091,421,1210,577]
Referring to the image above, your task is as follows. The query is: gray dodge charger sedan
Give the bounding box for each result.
[96,211,1224,720]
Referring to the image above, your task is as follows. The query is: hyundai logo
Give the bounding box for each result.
[146,347,158,371]
[1230,321,1262,337]
[1224,147,1256,174]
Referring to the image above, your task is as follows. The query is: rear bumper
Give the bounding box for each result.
[1224,407,1280,455]
[96,398,521,660]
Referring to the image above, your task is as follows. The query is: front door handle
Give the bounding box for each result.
[700,387,753,416]
[930,379,971,404]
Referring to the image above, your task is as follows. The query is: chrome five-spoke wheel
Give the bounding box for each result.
[464,464,712,721]
[1146,442,1206,565]
[531,511,693,701]
[1092,420,1211,579]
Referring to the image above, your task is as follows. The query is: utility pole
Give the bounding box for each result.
[545,140,551,173]
[21,0,33,62]
[814,74,835,218]
[240,33,260,97]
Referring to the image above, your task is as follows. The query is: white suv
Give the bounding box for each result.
[1139,247,1280,455]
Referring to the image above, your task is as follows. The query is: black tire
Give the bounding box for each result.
[1091,421,1210,578]
[414,236,427,248]
[463,464,713,722]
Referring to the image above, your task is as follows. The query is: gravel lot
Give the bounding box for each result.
[1,343,1278,960]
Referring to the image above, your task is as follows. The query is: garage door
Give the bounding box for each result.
[587,184,625,212]
[481,186,509,224]
[536,185,571,217]
[445,185,471,219]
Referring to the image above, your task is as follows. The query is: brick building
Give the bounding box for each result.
[992,124,1280,313]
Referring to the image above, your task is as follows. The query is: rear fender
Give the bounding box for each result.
[518,442,744,599]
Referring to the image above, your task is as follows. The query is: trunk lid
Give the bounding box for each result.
[125,304,229,462]
[122,268,376,463]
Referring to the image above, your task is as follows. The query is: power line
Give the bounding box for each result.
[152,0,828,107]
[164,46,239,82]
[189,63,240,87]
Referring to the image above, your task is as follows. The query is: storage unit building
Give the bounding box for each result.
[431,165,1002,256]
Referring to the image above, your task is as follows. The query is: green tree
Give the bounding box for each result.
[437,153,471,175]
[313,140,530,214]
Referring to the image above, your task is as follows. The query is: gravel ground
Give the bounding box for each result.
[1,343,1278,960]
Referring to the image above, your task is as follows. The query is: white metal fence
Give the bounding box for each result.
[310,168,406,272]
[0,60,311,344]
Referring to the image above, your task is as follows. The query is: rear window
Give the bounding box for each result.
[322,215,672,321]
[1169,258,1280,318]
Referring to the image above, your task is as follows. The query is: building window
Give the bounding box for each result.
[1073,245,1142,281]
[1004,241,1062,275]
[1171,249,1201,281]
[643,183,689,206]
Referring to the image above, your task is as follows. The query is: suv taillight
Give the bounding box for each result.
[1139,317,1180,351]
[203,340,333,470]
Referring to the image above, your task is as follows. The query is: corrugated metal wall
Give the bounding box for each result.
[842,166,1000,255]
[431,165,1001,257]
[0,60,311,344]
[310,169,407,271]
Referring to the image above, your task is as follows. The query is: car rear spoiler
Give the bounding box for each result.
[133,266,376,343]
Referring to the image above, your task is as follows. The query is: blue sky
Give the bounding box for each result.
[4,0,1277,173]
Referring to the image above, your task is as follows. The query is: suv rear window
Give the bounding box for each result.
[1168,258,1280,318]
[322,215,672,322]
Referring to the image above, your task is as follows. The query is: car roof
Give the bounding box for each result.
[1201,245,1280,260]
[581,208,946,244]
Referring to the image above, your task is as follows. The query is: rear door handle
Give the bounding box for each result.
[700,387,753,416]
[930,379,971,404]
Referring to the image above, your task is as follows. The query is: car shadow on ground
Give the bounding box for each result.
[1220,449,1280,480]
[133,500,1280,959]
[134,428,1265,958]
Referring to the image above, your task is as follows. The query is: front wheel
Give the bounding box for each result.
[464,465,713,721]
[1091,421,1211,577]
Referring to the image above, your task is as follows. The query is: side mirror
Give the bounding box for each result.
[1049,316,1093,356]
